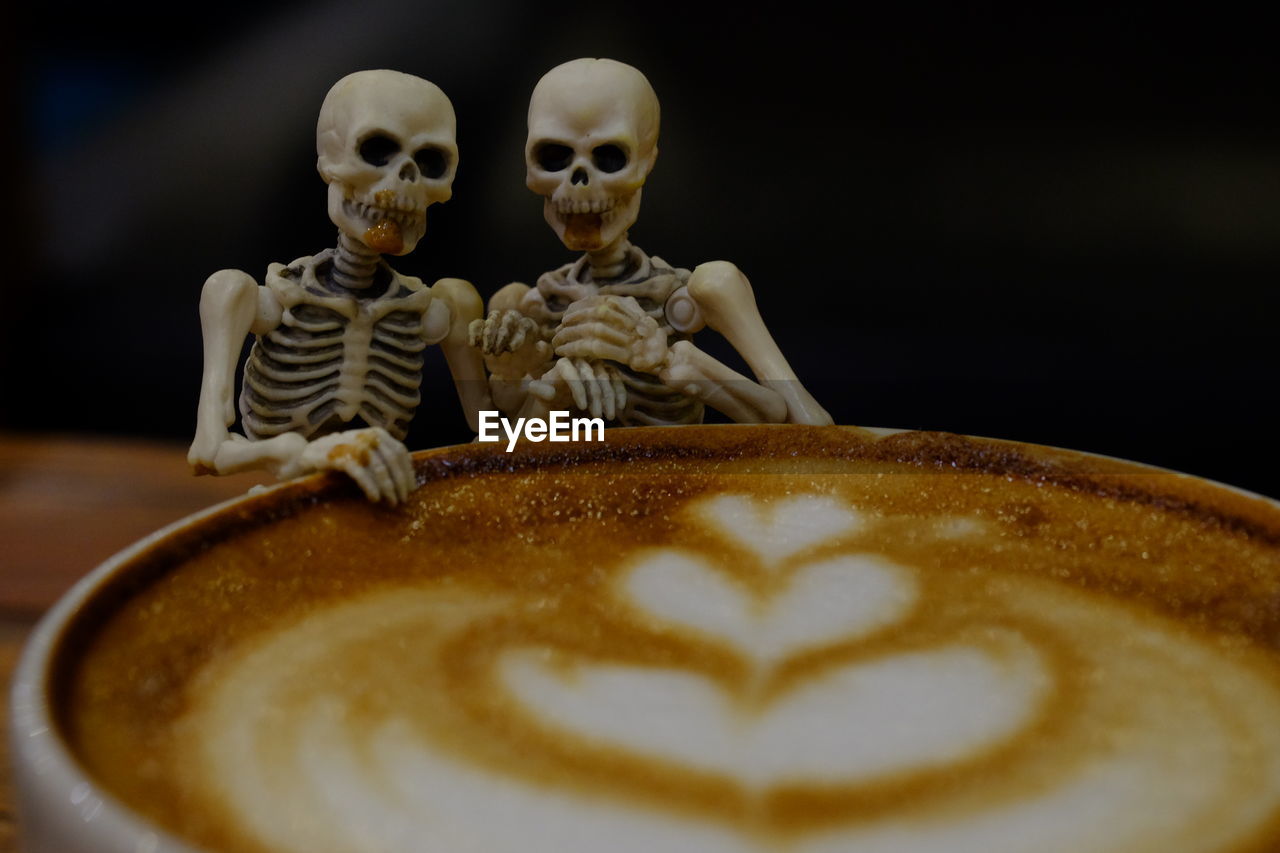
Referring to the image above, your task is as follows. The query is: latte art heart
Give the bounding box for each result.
[501,498,1041,787]
[499,635,1049,786]
[695,494,866,565]
[621,551,918,664]
[65,429,1280,853]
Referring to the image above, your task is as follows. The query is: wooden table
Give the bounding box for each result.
[0,433,272,850]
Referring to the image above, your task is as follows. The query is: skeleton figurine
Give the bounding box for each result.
[470,58,831,427]
[189,70,488,503]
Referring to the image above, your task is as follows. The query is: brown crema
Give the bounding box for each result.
[61,426,1280,853]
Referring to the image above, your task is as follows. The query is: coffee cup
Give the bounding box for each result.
[12,424,1280,852]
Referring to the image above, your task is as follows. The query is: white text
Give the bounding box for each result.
[477,410,605,452]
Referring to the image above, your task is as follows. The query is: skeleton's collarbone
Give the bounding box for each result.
[265,259,432,326]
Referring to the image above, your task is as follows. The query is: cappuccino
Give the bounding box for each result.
[52,426,1280,852]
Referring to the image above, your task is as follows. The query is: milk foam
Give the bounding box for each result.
[621,552,917,664]
[175,493,1280,853]
[501,639,1047,786]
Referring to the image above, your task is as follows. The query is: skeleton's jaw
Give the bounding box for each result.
[327,185,428,256]
[543,189,641,253]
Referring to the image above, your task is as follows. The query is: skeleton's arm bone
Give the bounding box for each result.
[659,341,788,424]
[430,277,491,433]
[490,371,538,419]
[491,281,532,317]
[211,429,413,504]
[210,432,308,478]
[189,269,283,473]
[687,261,833,426]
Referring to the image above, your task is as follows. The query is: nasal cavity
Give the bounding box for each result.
[571,167,589,186]
[399,162,418,182]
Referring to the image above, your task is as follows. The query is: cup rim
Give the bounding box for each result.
[9,423,1279,851]
[9,475,304,852]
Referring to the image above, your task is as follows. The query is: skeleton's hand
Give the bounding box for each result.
[551,295,668,373]
[290,427,416,505]
[469,309,552,380]
[528,357,627,421]
[469,309,541,356]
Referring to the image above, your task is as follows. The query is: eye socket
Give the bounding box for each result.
[592,144,627,173]
[534,142,573,172]
[359,134,400,167]
[414,146,449,179]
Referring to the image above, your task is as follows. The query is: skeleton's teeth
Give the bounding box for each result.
[344,198,424,227]
[553,197,618,215]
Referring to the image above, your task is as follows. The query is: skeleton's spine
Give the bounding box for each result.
[332,231,380,290]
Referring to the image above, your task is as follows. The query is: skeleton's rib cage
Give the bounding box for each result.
[240,252,436,442]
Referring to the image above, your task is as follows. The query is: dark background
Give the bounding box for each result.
[3,2,1277,495]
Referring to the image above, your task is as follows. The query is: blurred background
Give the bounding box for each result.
[3,1,1278,495]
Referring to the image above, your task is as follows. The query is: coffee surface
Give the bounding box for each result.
[64,426,1280,852]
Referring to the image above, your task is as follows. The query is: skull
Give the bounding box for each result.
[316,70,457,256]
[525,58,659,253]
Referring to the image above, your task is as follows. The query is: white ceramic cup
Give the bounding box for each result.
[9,485,296,853]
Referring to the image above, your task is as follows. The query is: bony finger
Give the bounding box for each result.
[532,340,552,363]
[373,441,411,505]
[363,447,397,504]
[549,328,586,354]
[601,365,618,419]
[636,314,661,337]
[493,316,512,353]
[601,367,616,421]
[403,454,418,498]
[508,324,527,351]
[387,445,414,503]
[594,300,630,322]
[555,320,633,348]
[617,297,647,319]
[467,318,484,347]
[585,297,630,325]
[559,359,587,410]
[561,299,597,320]
[563,301,620,330]
[597,318,638,344]
[339,457,381,502]
[487,312,512,351]
[612,372,627,414]
[577,360,604,419]
[358,428,400,503]
[588,362,612,421]
[555,340,629,363]
[381,445,412,505]
[550,318,595,342]
[527,379,555,401]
